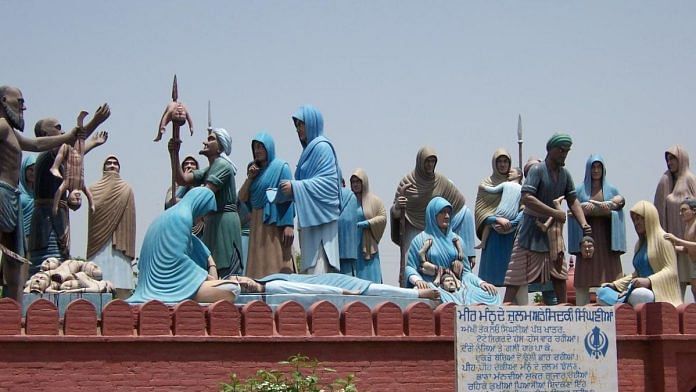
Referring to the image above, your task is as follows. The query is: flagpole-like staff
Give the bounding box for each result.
[170,76,180,202]
[517,114,523,174]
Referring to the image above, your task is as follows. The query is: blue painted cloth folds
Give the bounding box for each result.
[292,105,340,228]
[248,132,294,226]
[127,187,216,303]
[567,154,626,254]
[19,155,36,237]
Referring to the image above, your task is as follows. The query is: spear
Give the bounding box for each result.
[517,114,523,174]
[207,100,213,133]
[171,75,180,202]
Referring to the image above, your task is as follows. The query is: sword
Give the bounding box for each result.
[517,114,523,174]
[208,100,213,133]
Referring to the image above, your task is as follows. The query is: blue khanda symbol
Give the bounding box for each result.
[584,326,609,359]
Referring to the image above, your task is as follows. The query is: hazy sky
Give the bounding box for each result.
[5,2,696,289]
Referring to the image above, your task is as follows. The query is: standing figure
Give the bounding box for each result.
[597,201,681,307]
[19,154,36,249]
[280,105,340,274]
[654,145,696,298]
[238,132,295,278]
[503,133,591,304]
[0,86,88,300]
[29,104,110,272]
[664,199,696,292]
[169,128,243,278]
[391,146,465,285]
[404,197,499,305]
[474,149,524,286]
[338,176,359,276]
[351,169,387,283]
[86,156,136,299]
[567,155,626,305]
[49,111,97,215]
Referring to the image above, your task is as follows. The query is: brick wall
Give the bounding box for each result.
[0,298,694,391]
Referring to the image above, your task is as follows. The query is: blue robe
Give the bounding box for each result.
[291,105,341,271]
[338,187,359,273]
[567,154,626,254]
[355,206,383,283]
[127,187,216,303]
[257,272,371,294]
[405,197,500,305]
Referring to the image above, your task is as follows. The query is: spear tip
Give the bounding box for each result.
[172,74,178,101]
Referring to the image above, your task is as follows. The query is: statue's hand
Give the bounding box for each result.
[451,260,464,277]
[168,138,181,155]
[415,280,429,290]
[479,282,497,296]
[92,103,111,125]
[91,130,108,146]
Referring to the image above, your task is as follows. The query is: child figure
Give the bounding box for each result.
[476,167,523,249]
[50,111,95,216]
[536,195,566,272]
[154,101,194,142]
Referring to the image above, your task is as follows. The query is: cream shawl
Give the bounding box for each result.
[654,145,696,237]
[612,201,682,306]
[474,148,512,238]
[86,156,136,260]
[352,169,386,259]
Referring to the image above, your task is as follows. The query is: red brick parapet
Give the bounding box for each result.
[1,298,695,391]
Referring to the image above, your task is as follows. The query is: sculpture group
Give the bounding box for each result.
[1,81,695,310]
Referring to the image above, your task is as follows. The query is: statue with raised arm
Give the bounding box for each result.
[49,111,98,215]
[0,86,98,301]
[29,104,110,272]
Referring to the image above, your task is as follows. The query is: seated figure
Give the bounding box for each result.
[126,187,241,304]
[404,197,499,305]
[597,201,682,306]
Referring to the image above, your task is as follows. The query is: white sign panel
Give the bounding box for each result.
[455,306,617,392]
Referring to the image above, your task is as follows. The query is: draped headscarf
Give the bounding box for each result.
[474,148,511,238]
[655,145,696,233]
[19,154,36,235]
[212,128,238,174]
[611,201,681,306]
[249,132,294,226]
[351,168,387,259]
[393,147,465,235]
[292,105,340,227]
[568,154,626,253]
[126,187,216,303]
[87,156,136,260]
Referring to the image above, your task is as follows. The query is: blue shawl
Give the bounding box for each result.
[19,154,36,236]
[450,205,476,258]
[248,132,294,226]
[405,197,463,287]
[292,105,340,228]
[127,187,216,303]
[338,187,359,259]
[568,154,626,254]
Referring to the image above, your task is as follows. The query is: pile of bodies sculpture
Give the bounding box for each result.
[24,257,113,294]
[49,111,95,215]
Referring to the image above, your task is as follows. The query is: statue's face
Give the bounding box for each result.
[436,207,451,231]
[103,157,120,173]
[294,119,307,145]
[631,212,646,236]
[25,164,36,190]
[679,203,696,223]
[548,145,570,167]
[496,155,511,176]
[666,153,679,174]
[424,156,437,175]
[507,168,521,183]
[181,157,198,173]
[200,133,221,157]
[441,276,457,293]
[590,161,603,181]
[83,262,103,280]
[230,276,262,293]
[172,104,187,126]
[68,190,82,210]
[28,273,50,292]
[41,257,61,271]
[1,87,26,131]
[350,176,363,194]
[252,141,267,163]
[580,240,595,259]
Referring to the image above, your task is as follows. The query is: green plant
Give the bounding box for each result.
[220,354,357,392]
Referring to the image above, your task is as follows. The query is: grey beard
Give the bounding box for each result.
[1,100,24,131]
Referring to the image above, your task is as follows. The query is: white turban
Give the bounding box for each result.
[212,127,237,174]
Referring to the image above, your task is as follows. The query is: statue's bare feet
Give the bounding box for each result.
[417,288,441,301]
[153,130,164,142]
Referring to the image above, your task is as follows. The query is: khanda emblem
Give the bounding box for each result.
[584,326,609,359]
